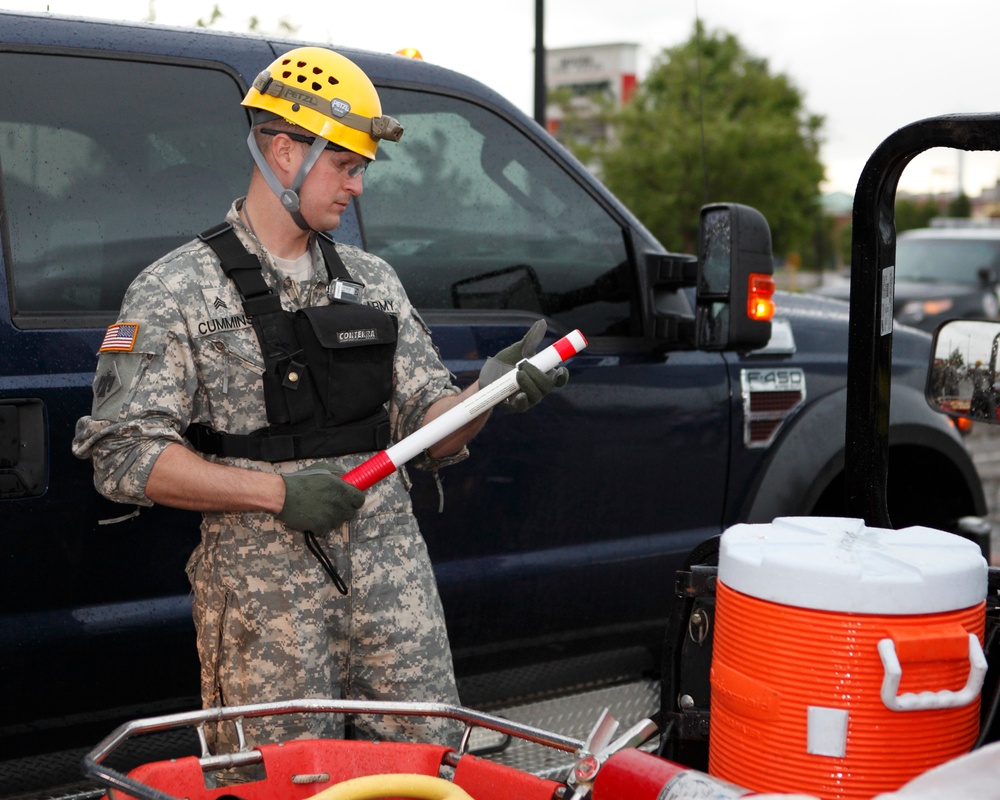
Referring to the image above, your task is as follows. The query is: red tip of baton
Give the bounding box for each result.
[554,330,587,361]
[342,450,396,491]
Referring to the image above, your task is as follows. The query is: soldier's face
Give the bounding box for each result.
[297,145,365,231]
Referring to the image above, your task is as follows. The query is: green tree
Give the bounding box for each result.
[895,196,939,232]
[947,191,972,218]
[548,86,616,173]
[597,23,825,256]
[836,219,853,267]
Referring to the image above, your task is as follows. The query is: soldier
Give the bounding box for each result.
[72,46,566,751]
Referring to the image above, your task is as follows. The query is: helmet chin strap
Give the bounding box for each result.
[246,130,329,231]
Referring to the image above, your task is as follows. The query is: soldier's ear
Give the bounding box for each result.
[270,131,300,173]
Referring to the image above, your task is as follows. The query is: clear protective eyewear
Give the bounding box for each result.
[260,128,370,178]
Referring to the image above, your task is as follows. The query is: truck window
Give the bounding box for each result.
[362,89,638,337]
[0,52,249,328]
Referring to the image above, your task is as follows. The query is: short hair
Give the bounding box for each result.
[250,116,311,152]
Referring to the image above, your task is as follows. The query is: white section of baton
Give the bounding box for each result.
[384,331,585,467]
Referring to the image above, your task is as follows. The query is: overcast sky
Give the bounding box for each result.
[7,0,1000,198]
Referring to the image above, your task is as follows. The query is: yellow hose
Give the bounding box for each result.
[303,773,474,800]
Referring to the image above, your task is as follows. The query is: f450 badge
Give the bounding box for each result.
[740,368,806,448]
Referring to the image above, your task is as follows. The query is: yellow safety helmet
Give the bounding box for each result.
[242,46,402,161]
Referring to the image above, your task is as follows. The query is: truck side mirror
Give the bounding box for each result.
[928,318,1000,424]
[696,203,775,351]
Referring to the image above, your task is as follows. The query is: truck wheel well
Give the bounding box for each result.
[810,444,978,530]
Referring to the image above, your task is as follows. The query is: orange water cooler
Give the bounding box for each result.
[708,516,988,800]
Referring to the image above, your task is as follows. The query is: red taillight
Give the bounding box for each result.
[747,273,776,321]
[954,415,974,434]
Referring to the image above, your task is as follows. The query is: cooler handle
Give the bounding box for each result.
[877,634,987,712]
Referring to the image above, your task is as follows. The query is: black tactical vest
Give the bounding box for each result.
[184,223,398,463]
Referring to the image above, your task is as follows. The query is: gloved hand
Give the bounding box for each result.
[277,462,365,535]
[479,319,569,412]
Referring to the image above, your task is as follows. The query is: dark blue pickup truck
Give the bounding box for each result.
[0,11,988,796]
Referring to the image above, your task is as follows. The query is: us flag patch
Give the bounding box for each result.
[100,323,139,353]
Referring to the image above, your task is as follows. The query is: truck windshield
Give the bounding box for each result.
[896,237,1000,284]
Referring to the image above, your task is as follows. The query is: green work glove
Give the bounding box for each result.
[277,462,365,535]
[479,319,569,412]
[508,360,569,412]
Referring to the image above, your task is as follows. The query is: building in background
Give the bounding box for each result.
[544,42,639,145]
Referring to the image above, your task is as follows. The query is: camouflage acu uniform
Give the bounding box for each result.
[73,201,464,749]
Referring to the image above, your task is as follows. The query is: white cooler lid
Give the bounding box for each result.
[719,516,988,613]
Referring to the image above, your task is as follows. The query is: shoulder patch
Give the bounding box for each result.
[93,360,123,411]
[100,322,140,353]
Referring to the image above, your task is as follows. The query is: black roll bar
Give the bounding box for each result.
[846,113,1000,525]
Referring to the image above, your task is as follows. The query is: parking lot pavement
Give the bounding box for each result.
[964,424,1000,564]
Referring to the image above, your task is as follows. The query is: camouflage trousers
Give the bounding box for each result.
[186,509,461,753]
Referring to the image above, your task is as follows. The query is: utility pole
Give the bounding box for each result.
[534,0,545,127]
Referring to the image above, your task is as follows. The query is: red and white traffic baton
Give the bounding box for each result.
[342,329,588,490]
